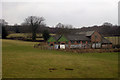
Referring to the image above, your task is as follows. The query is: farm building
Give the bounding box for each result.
[47,31,112,49]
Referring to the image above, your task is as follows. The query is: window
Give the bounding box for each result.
[71,41,75,44]
[87,41,90,44]
[50,44,54,46]
[82,41,86,43]
[77,41,80,43]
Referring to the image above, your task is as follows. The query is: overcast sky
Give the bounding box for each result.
[1,0,120,28]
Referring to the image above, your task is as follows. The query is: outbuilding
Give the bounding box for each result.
[47,31,112,49]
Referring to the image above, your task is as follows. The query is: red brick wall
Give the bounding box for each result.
[60,41,66,44]
[49,42,54,45]
[68,41,71,48]
[74,41,78,45]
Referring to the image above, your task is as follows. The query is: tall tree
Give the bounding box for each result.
[0,19,8,26]
[14,24,20,33]
[2,26,8,39]
[24,16,45,41]
[0,19,8,39]
[55,23,72,35]
[42,30,50,42]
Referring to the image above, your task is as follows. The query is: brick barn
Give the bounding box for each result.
[47,31,112,49]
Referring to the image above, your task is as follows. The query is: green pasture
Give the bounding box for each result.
[2,39,118,78]
[7,33,41,38]
[6,33,56,40]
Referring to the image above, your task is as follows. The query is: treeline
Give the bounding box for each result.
[3,23,120,36]
[1,17,120,40]
[79,23,120,36]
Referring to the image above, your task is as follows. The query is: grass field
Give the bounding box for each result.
[2,39,118,78]
[7,33,56,41]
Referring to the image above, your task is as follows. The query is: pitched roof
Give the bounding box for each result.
[53,35,61,41]
[86,31,95,36]
[47,37,56,42]
[76,31,95,36]
[101,37,112,44]
[49,34,90,42]
[58,35,69,42]
[64,34,90,41]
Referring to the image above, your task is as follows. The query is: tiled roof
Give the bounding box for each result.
[86,31,95,36]
[53,34,90,41]
[64,34,90,41]
[77,31,95,36]
[101,37,112,44]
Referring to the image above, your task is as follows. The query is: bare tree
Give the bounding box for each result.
[55,23,64,28]
[55,23,73,35]
[64,24,73,29]
[0,19,8,26]
[24,16,45,41]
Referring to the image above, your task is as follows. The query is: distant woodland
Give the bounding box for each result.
[1,18,120,37]
[3,23,120,37]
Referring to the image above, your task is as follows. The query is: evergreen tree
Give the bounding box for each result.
[42,30,50,41]
[2,26,8,39]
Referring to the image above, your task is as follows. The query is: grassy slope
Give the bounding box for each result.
[2,39,118,78]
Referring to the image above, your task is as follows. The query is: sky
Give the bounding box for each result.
[1,0,120,28]
[119,1,120,25]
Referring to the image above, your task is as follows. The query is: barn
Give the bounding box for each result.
[47,31,112,49]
